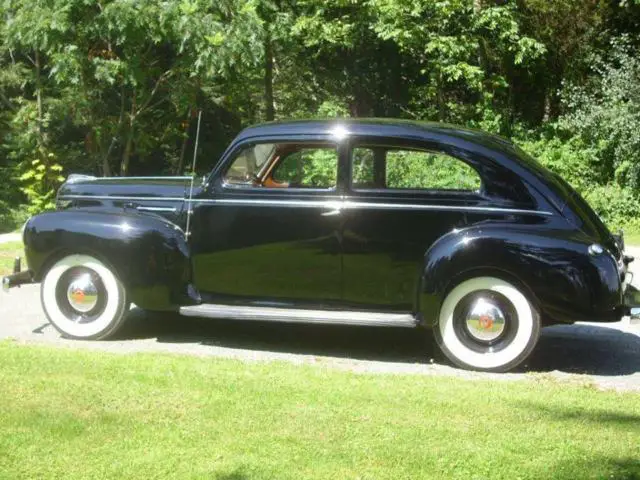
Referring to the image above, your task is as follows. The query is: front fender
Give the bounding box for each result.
[418,225,622,326]
[24,210,194,310]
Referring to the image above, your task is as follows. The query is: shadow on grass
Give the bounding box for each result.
[110,308,640,376]
[543,457,640,480]
[519,400,640,425]
[215,471,248,480]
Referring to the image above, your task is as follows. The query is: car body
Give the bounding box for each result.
[4,118,640,372]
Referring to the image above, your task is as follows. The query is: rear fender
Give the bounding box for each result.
[418,225,622,326]
[24,210,194,310]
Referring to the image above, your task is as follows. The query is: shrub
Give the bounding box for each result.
[581,184,640,233]
[518,136,601,192]
[18,152,65,216]
[519,135,640,233]
[559,37,640,189]
[0,202,30,234]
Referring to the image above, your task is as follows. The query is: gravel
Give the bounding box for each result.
[1,247,640,392]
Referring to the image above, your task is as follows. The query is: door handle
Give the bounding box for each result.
[321,208,342,217]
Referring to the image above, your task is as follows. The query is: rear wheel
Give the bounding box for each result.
[41,254,130,340]
[434,277,540,372]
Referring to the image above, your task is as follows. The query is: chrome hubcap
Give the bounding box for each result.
[465,297,506,342]
[66,274,98,313]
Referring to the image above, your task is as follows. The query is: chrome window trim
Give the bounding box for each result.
[59,194,553,216]
[221,181,338,194]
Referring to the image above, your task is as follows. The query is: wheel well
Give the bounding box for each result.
[430,267,542,328]
[35,248,122,284]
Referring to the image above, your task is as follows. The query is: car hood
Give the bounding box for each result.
[57,175,192,201]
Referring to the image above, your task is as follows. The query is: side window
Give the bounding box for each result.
[352,146,481,192]
[224,143,276,185]
[223,143,338,190]
[352,148,376,188]
[272,147,338,188]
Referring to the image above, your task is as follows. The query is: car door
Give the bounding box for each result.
[341,138,487,311]
[189,138,345,308]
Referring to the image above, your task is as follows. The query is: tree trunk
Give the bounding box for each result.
[176,108,192,174]
[264,28,275,121]
[120,96,136,176]
[102,151,113,177]
[34,50,46,147]
[120,125,134,176]
[473,0,488,73]
[436,72,446,121]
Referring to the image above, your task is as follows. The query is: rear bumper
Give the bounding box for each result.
[623,285,640,325]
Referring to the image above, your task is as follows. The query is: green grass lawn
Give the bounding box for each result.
[0,342,639,479]
[0,241,24,276]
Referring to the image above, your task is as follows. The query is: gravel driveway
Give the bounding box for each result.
[2,247,640,391]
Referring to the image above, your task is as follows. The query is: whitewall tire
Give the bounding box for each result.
[435,277,540,372]
[41,254,130,340]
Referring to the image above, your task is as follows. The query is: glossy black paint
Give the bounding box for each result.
[22,119,630,324]
[189,192,343,305]
[23,210,194,310]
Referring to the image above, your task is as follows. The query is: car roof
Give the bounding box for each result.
[231,118,567,213]
[236,118,516,154]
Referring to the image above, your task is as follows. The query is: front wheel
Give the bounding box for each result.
[434,277,540,372]
[41,254,130,340]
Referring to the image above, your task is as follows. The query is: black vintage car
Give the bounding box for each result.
[4,119,640,372]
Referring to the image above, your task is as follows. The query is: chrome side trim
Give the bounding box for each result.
[60,195,186,202]
[136,206,178,213]
[204,198,553,216]
[179,304,418,327]
[343,201,552,216]
[208,198,342,210]
[66,175,192,184]
[58,195,553,216]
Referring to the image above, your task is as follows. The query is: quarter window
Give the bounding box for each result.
[223,143,338,189]
[352,146,481,192]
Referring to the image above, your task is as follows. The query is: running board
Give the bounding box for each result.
[179,304,418,328]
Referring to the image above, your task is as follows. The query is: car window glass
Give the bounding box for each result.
[224,143,276,185]
[224,143,338,189]
[352,148,376,188]
[272,147,338,188]
[352,146,481,192]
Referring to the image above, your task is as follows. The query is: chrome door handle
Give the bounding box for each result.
[136,206,178,213]
[321,208,342,217]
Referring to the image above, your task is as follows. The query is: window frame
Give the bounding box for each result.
[218,140,342,194]
[348,139,485,198]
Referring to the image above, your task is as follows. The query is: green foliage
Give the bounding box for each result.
[560,37,640,189]
[518,136,602,191]
[0,0,640,229]
[18,152,64,215]
[582,184,640,232]
[519,135,640,232]
[0,204,29,234]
